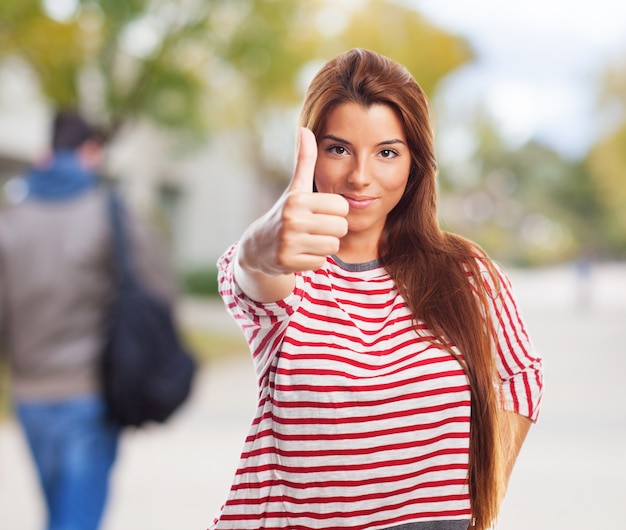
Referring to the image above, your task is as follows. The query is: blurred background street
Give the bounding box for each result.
[1,262,625,529]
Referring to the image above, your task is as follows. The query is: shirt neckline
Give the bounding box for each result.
[330,254,382,272]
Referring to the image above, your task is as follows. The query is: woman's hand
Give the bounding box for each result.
[235,128,349,302]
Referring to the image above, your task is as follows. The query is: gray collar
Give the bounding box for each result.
[331,255,382,272]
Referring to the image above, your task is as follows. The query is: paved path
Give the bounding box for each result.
[1,263,625,529]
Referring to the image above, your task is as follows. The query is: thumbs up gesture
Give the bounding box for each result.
[274,127,350,272]
[235,128,349,300]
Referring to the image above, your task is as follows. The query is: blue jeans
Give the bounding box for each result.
[16,395,121,530]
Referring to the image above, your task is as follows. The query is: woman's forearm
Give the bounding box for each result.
[499,411,532,493]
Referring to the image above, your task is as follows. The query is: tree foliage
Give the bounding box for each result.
[0,0,314,133]
[587,125,626,254]
[321,0,472,97]
[437,113,611,265]
[1,0,208,130]
[580,55,626,256]
[0,0,471,138]
[436,47,626,266]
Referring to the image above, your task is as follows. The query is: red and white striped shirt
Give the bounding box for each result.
[212,244,543,530]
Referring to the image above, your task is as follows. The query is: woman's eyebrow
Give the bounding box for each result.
[320,134,351,145]
[377,138,407,146]
[320,134,406,147]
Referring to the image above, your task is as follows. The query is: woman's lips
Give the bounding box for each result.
[343,195,377,210]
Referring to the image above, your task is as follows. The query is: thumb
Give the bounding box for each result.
[289,127,317,192]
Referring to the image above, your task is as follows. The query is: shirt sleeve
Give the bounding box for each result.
[481,260,544,422]
[217,242,305,383]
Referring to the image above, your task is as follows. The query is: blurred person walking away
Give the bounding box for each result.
[0,110,177,530]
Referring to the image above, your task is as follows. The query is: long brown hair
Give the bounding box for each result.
[299,48,503,529]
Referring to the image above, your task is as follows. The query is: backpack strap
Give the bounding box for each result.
[107,190,136,289]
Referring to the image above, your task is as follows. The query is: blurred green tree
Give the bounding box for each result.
[321,0,472,97]
[0,0,470,141]
[0,0,208,131]
[0,0,324,136]
[437,113,610,266]
[586,57,626,256]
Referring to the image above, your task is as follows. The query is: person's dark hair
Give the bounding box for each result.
[299,48,504,530]
[51,110,104,151]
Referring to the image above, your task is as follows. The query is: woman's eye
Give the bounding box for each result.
[328,145,347,155]
[380,149,398,158]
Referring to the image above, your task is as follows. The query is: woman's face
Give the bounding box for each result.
[315,102,411,257]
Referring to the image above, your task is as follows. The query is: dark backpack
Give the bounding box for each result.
[102,191,196,427]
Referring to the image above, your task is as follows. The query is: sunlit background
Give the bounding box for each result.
[0,1,625,529]
[1,0,626,271]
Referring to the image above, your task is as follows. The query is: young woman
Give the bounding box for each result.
[214,48,543,530]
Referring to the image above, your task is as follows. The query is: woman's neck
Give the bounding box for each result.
[336,235,379,264]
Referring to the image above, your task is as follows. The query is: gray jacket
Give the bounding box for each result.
[0,188,177,400]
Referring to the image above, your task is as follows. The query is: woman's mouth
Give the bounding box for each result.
[343,195,377,210]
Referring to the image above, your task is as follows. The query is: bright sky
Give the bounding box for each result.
[410,0,626,159]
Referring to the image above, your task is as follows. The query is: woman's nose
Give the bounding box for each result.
[347,157,371,187]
